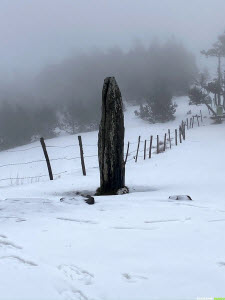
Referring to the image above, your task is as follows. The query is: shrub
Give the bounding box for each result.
[135,81,176,123]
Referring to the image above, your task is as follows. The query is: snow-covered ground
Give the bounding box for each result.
[0,97,225,300]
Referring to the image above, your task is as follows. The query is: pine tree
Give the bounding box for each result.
[201,32,225,106]
[135,81,176,123]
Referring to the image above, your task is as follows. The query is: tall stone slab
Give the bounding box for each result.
[98,77,125,195]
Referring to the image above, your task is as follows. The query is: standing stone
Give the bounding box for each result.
[98,77,125,195]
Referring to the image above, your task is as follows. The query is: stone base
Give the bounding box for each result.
[117,186,129,195]
[95,186,129,196]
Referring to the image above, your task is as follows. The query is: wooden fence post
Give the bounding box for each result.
[168,129,171,149]
[200,110,203,122]
[181,121,184,139]
[135,136,141,162]
[149,135,153,158]
[144,140,147,160]
[175,129,177,146]
[78,136,86,176]
[164,133,167,151]
[197,116,200,127]
[179,127,182,143]
[182,122,186,140]
[157,135,159,154]
[124,142,130,164]
[40,137,53,180]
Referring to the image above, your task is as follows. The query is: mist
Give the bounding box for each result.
[0,0,225,74]
[0,39,197,148]
[0,0,225,149]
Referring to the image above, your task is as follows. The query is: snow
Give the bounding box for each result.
[0,97,225,299]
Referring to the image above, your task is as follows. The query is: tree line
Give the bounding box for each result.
[0,39,197,149]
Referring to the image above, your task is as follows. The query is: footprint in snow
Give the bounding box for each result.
[0,239,22,249]
[208,219,225,222]
[112,226,157,231]
[144,217,191,224]
[0,255,38,266]
[57,217,98,224]
[122,273,148,283]
[59,288,89,300]
[0,216,26,222]
[0,234,7,238]
[58,264,94,285]
[16,218,27,222]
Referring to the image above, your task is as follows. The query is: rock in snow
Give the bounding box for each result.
[169,195,192,200]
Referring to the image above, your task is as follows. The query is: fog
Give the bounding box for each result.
[0,0,225,75]
[0,0,224,148]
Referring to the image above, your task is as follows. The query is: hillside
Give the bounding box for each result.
[0,97,225,299]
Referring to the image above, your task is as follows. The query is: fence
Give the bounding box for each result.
[0,138,99,186]
[125,111,203,163]
[0,111,204,187]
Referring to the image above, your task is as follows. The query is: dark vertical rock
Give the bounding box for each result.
[98,77,125,195]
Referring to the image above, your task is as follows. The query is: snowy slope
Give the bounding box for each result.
[0,97,225,300]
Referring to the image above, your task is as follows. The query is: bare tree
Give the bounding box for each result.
[201,32,225,106]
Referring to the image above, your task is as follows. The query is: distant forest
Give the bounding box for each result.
[0,39,197,149]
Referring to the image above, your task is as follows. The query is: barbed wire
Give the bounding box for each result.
[47,143,97,149]
[1,135,174,154]
[83,144,98,147]
[0,156,81,169]
[50,156,80,162]
[0,114,203,187]
[129,141,139,145]
[0,175,48,182]
[0,159,46,168]
[129,150,137,154]
[2,143,98,153]
[4,146,41,153]
[0,171,68,183]
[126,157,135,163]
[47,145,78,149]
[0,153,100,169]
[0,130,180,169]
[84,154,98,158]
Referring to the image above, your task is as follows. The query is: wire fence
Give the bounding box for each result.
[0,111,204,187]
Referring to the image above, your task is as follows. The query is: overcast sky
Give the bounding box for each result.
[0,0,225,77]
